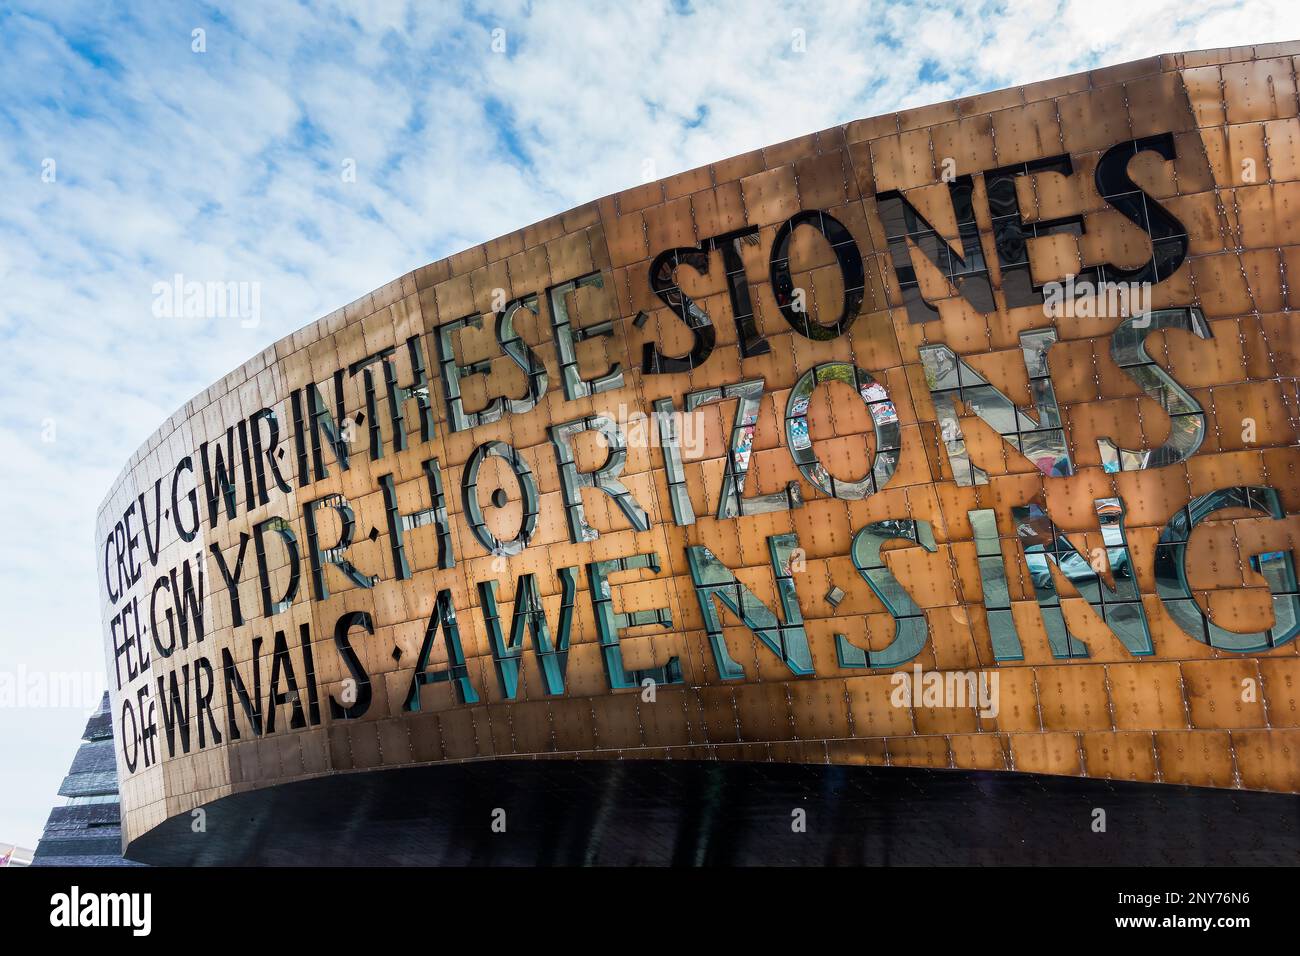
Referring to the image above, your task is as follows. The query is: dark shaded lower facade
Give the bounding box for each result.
[32,693,141,867]
[126,760,1300,866]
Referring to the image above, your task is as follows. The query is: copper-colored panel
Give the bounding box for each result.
[1260,658,1300,727]
[1182,659,1267,729]
[1083,731,1159,782]
[1232,729,1300,791]
[1059,86,1132,154]
[928,115,995,179]
[992,99,1063,167]
[911,691,981,735]
[1154,730,1236,788]
[949,732,1010,771]
[987,664,1042,732]
[1221,58,1300,124]
[1108,662,1188,730]
[1036,664,1113,732]
[1010,732,1083,776]
[845,674,914,738]
[886,734,952,768]
[824,737,889,766]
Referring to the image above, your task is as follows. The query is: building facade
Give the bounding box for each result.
[98,44,1300,864]
[31,693,140,866]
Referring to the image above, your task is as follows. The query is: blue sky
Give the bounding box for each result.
[0,0,1292,849]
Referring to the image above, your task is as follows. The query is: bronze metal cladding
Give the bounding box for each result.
[98,43,1300,851]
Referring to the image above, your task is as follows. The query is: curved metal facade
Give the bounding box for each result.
[97,43,1300,861]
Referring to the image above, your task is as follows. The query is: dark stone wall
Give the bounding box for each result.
[127,759,1300,866]
[31,693,143,867]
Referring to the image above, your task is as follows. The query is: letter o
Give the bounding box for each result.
[769,210,866,340]
[120,697,140,773]
[462,441,539,556]
[785,362,900,499]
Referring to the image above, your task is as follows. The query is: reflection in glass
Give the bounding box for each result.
[379,457,454,579]
[549,415,650,543]
[1155,485,1300,652]
[688,533,813,679]
[479,569,576,698]
[968,508,1023,661]
[462,440,539,557]
[920,327,1072,486]
[643,247,716,373]
[688,379,801,519]
[1012,496,1152,659]
[769,210,866,339]
[253,515,300,618]
[302,493,379,601]
[404,590,480,711]
[653,396,696,526]
[587,553,681,690]
[877,177,994,323]
[986,156,1083,310]
[835,520,936,669]
[784,363,899,500]
[1098,308,1210,473]
[710,228,770,358]
[495,294,549,416]
[549,272,622,400]
[346,335,436,460]
[436,312,500,432]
